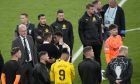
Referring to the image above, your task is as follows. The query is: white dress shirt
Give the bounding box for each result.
[20,36,32,61]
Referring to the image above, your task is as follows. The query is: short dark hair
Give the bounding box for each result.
[38,51,48,59]
[21,13,28,17]
[83,46,92,54]
[86,3,94,9]
[11,47,20,56]
[43,32,52,40]
[62,48,69,55]
[92,0,99,5]
[54,32,63,37]
[38,14,45,20]
[57,9,64,14]
[109,24,118,30]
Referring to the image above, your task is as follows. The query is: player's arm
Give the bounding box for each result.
[50,64,55,84]
[13,64,21,84]
[1,65,6,84]
[13,75,21,84]
[104,41,111,64]
[70,64,75,80]
[1,73,6,84]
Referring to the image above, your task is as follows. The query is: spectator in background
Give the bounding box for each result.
[12,24,38,84]
[35,14,53,50]
[79,3,103,65]
[102,0,126,40]
[104,24,123,64]
[78,46,101,84]
[38,32,60,69]
[50,9,74,62]
[106,46,133,84]
[32,51,50,84]
[0,50,4,78]
[15,13,35,41]
[1,47,21,84]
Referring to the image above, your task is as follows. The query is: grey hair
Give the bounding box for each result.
[119,46,128,56]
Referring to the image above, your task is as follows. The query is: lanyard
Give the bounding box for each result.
[106,7,117,19]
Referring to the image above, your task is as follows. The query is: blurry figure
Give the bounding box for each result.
[106,46,133,84]
[15,13,35,42]
[50,9,74,60]
[33,51,50,84]
[50,48,75,84]
[1,47,21,84]
[104,24,123,64]
[78,46,101,84]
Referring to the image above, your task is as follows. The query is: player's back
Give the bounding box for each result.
[50,60,75,84]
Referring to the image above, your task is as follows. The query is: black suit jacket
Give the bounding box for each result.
[12,35,38,66]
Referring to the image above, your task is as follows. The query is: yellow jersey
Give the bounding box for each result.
[50,60,75,84]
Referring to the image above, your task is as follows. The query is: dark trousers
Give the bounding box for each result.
[83,43,102,66]
[21,61,34,84]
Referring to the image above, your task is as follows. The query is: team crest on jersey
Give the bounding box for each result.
[62,24,67,29]
[92,17,96,21]
[45,28,49,32]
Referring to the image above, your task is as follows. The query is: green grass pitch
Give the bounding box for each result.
[0,0,140,84]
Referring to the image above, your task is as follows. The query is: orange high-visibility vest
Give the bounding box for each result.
[104,35,123,64]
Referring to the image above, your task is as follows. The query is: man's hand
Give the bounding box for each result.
[37,36,42,39]
[59,38,64,45]
[116,80,122,84]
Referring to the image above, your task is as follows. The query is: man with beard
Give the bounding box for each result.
[35,14,53,50]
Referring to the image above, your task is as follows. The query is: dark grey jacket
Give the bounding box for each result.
[12,35,38,66]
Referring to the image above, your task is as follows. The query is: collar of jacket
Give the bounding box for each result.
[56,18,66,23]
[84,58,94,61]
[84,11,95,18]
[117,55,126,57]
[38,23,47,28]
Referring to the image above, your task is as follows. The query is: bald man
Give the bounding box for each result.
[106,46,133,84]
[12,24,38,84]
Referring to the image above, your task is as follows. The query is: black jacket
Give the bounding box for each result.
[102,4,126,37]
[50,19,74,52]
[78,12,102,46]
[38,43,61,69]
[35,24,52,45]
[78,58,102,84]
[106,55,133,84]
[0,50,4,77]
[15,23,35,41]
[33,63,50,84]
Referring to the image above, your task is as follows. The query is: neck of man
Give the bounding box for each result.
[85,56,93,59]
[11,56,18,61]
[110,4,117,8]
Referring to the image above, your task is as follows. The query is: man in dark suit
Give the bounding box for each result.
[15,13,35,42]
[12,24,38,84]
